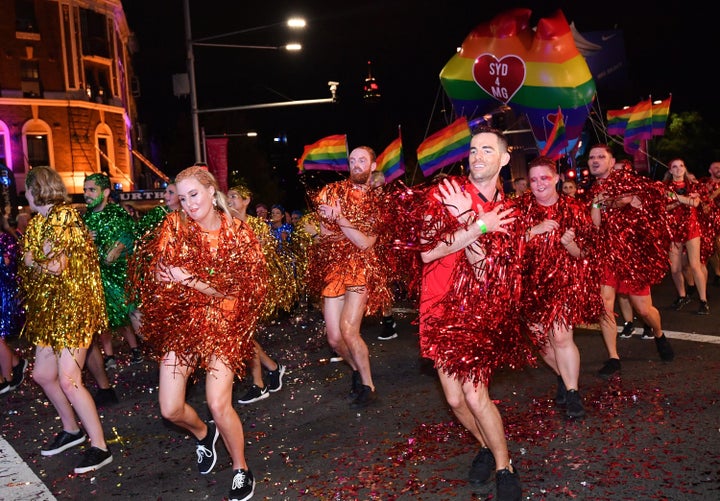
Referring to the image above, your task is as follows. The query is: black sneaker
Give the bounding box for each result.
[93,387,119,408]
[598,358,621,379]
[655,335,675,361]
[196,421,219,475]
[565,389,586,418]
[130,348,144,365]
[348,370,362,399]
[378,317,398,340]
[618,321,635,339]
[469,447,496,485]
[74,446,113,474]
[41,430,86,456]
[670,295,690,311]
[266,364,286,392]
[554,375,567,406]
[495,464,522,501]
[237,384,269,404]
[350,384,377,409]
[640,326,654,340]
[229,468,255,501]
[686,284,697,298]
[0,381,9,395]
[104,355,117,370]
[696,301,710,315]
[329,351,343,363]
[9,358,28,390]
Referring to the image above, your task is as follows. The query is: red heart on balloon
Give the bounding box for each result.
[472,54,527,104]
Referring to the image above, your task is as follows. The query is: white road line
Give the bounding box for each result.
[0,435,57,501]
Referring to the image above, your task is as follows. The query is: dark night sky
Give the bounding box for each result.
[121,0,715,184]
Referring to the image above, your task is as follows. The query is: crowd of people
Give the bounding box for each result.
[2,128,720,501]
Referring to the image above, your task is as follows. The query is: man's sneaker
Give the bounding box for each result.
[266,364,286,393]
[348,370,362,399]
[329,351,343,363]
[238,384,269,404]
[618,321,635,339]
[565,389,586,418]
[104,355,117,370]
[74,446,113,474]
[9,358,28,390]
[495,464,522,501]
[93,387,119,408]
[196,421,219,475]
[640,326,654,340]
[696,301,710,315]
[655,335,675,361]
[0,381,9,395]
[670,295,691,311]
[378,317,398,340]
[350,384,377,409]
[229,468,255,501]
[130,348,144,365]
[554,375,567,407]
[469,447,496,485]
[41,430,86,456]
[598,358,621,379]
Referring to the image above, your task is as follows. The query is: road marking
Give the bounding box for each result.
[0,435,57,500]
[663,330,720,344]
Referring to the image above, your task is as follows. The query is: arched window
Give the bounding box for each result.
[22,119,53,169]
[95,123,114,176]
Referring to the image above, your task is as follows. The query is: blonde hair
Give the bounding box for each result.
[25,166,69,206]
[175,165,232,221]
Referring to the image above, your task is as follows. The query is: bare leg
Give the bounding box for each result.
[158,351,206,439]
[85,343,112,390]
[33,346,81,433]
[599,285,619,359]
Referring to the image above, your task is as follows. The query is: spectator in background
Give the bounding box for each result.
[509,177,528,198]
[255,203,269,223]
[561,178,578,198]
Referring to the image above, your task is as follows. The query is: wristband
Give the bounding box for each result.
[476,218,487,234]
[592,203,602,209]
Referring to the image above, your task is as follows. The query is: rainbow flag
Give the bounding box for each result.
[416,117,471,177]
[624,99,653,154]
[539,108,567,160]
[606,107,632,136]
[651,96,672,136]
[297,134,348,172]
[376,134,404,183]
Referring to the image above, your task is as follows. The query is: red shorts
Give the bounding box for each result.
[601,267,650,296]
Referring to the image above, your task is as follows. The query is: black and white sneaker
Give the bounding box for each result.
[104,356,117,370]
[196,421,219,475]
[266,364,286,393]
[469,447,496,485]
[329,351,343,363]
[378,317,398,340]
[74,446,113,474]
[237,384,269,404]
[640,326,654,340]
[41,430,87,456]
[0,381,9,395]
[618,321,635,339]
[229,468,255,501]
[9,358,28,390]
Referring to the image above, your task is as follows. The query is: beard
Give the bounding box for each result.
[350,170,371,185]
[86,195,104,210]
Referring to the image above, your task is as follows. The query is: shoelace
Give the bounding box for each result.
[196,445,213,463]
[232,470,248,489]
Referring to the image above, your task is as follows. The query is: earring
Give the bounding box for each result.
[212,197,217,207]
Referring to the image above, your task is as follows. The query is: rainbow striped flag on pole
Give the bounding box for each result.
[606,107,633,136]
[416,117,471,177]
[623,99,653,154]
[539,107,568,160]
[297,134,348,172]
[651,95,672,136]
[376,130,404,183]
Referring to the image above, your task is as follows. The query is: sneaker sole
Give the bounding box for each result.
[9,359,28,389]
[237,391,270,404]
[41,434,86,456]
[199,424,219,475]
[377,333,398,340]
[230,483,255,501]
[268,365,286,393]
[74,454,113,474]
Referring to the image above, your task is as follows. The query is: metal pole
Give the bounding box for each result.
[183,0,202,163]
[198,97,336,114]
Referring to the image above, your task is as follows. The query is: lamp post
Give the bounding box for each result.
[183,0,311,163]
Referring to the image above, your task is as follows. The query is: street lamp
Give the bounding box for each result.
[183,0,308,163]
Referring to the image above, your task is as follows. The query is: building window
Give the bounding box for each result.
[15,0,39,33]
[80,8,110,58]
[20,60,41,97]
[27,134,50,167]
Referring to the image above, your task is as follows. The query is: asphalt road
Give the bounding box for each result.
[1,273,719,500]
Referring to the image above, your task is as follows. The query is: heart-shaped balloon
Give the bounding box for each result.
[472,54,526,105]
[440,8,596,148]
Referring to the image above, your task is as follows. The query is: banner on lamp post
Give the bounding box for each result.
[206,137,229,192]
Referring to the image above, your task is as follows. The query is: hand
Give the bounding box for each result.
[560,228,576,246]
[434,178,473,218]
[155,263,191,284]
[318,200,342,221]
[531,219,559,236]
[477,205,516,234]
